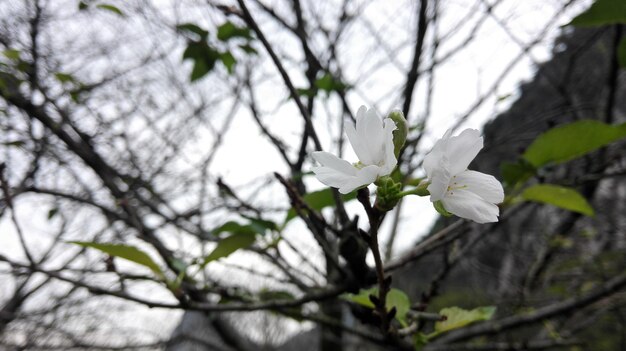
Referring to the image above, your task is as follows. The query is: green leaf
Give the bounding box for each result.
[47,208,59,220]
[219,51,236,74]
[242,216,279,234]
[54,72,75,84]
[78,1,89,10]
[314,73,349,95]
[169,257,188,273]
[387,288,411,327]
[500,159,536,187]
[434,306,496,334]
[96,4,124,16]
[201,232,256,267]
[414,333,429,351]
[569,0,626,27]
[183,42,219,81]
[212,221,258,236]
[190,59,210,81]
[217,21,252,41]
[70,241,163,276]
[3,140,25,147]
[176,23,209,40]
[239,44,258,55]
[295,87,316,98]
[523,120,626,167]
[521,184,594,216]
[284,188,357,224]
[342,287,411,327]
[258,289,295,301]
[618,37,626,68]
[2,49,20,61]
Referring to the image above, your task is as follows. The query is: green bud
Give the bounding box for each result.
[433,201,452,217]
[374,176,403,211]
[387,110,408,159]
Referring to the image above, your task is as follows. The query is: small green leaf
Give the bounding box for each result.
[96,4,124,16]
[500,159,536,187]
[3,140,25,147]
[183,42,219,81]
[434,306,496,334]
[314,73,349,95]
[176,23,209,40]
[217,21,252,41]
[169,257,188,273]
[496,93,512,102]
[212,221,258,236]
[258,289,295,301]
[54,72,75,84]
[618,37,626,68]
[70,241,163,276]
[242,216,279,234]
[414,333,429,351]
[239,44,257,55]
[342,287,411,327]
[522,184,594,216]
[523,120,626,168]
[295,87,316,98]
[569,0,626,27]
[284,188,357,224]
[219,51,236,73]
[314,74,334,92]
[47,208,59,220]
[78,1,89,10]
[202,232,256,267]
[2,49,20,61]
[387,288,411,327]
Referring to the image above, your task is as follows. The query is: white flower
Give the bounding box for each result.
[423,128,504,223]
[311,106,397,194]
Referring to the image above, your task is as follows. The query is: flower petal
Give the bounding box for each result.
[338,165,380,194]
[441,189,500,223]
[312,151,356,176]
[357,107,385,165]
[423,132,451,179]
[380,118,398,175]
[345,120,373,165]
[446,129,483,175]
[427,164,451,202]
[453,170,504,204]
[311,152,357,190]
[311,152,381,194]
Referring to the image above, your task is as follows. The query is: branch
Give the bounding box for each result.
[236,0,322,151]
[431,270,626,344]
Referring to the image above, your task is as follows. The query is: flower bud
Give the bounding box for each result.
[374,176,403,211]
[387,110,407,158]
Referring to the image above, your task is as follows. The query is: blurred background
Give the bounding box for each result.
[1,0,625,350]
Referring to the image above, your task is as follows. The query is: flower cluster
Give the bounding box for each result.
[311,105,504,223]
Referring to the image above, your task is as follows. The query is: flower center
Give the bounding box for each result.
[446,176,467,196]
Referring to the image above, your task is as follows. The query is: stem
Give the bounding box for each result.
[396,187,429,198]
[357,188,392,335]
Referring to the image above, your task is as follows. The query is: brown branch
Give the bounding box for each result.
[236,0,322,151]
[431,270,626,344]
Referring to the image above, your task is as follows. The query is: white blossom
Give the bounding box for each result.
[311,106,397,194]
[423,128,504,223]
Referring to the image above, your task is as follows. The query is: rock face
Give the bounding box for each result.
[168,26,626,350]
[393,25,626,348]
